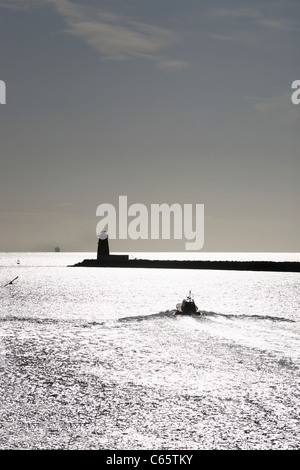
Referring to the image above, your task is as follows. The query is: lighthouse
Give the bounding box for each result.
[96,230,129,263]
[97,230,110,259]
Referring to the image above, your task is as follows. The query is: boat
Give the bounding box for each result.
[175,291,200,315]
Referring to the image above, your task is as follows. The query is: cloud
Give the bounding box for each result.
[246,92,300,123]
[2,0,185,69]
[65,19,175,61]
[205,33,236,42]
[208,7,261,20]
[0,0,45,9]
[155,59,187,71]
[258,18,298,31]
[205,3,300,45]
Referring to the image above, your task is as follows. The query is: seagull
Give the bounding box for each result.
[4,276,18,287]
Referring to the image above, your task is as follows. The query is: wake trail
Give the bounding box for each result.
[200,311,296,323]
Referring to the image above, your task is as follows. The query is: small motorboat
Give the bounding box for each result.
[175,291,200,315]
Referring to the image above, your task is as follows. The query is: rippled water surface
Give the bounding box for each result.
[0,253,299,449]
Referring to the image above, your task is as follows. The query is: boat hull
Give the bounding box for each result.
[175,302,201,316]
[175,310,201,316]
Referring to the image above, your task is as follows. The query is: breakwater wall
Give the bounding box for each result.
[70,259,300,272]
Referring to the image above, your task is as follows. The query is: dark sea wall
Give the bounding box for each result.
[70,258,300,273]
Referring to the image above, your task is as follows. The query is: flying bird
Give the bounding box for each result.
[4,276,19,287]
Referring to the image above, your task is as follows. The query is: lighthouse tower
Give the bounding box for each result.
[97,230,110,260]
[96,230,129,263]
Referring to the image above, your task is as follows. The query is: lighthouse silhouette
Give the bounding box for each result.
[96,230,129,262]
[97,230,110,259]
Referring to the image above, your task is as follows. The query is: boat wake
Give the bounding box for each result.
[117,310,175,323]
[0,315,63,324]
[117,310,296,325]
[0,310,295,329]
[201,311,296,323]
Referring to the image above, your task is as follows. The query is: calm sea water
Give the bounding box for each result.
[0,252,299,450]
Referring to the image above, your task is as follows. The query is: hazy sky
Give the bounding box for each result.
[0,0,299,252]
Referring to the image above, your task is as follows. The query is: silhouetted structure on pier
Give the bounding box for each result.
[97,231,129,262]
[97,231,110,259]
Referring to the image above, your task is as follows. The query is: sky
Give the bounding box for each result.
[0,0,299,252]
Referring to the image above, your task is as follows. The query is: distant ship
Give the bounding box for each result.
[54,246,60,252]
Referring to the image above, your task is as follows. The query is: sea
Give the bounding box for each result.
[0,252,299,450]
